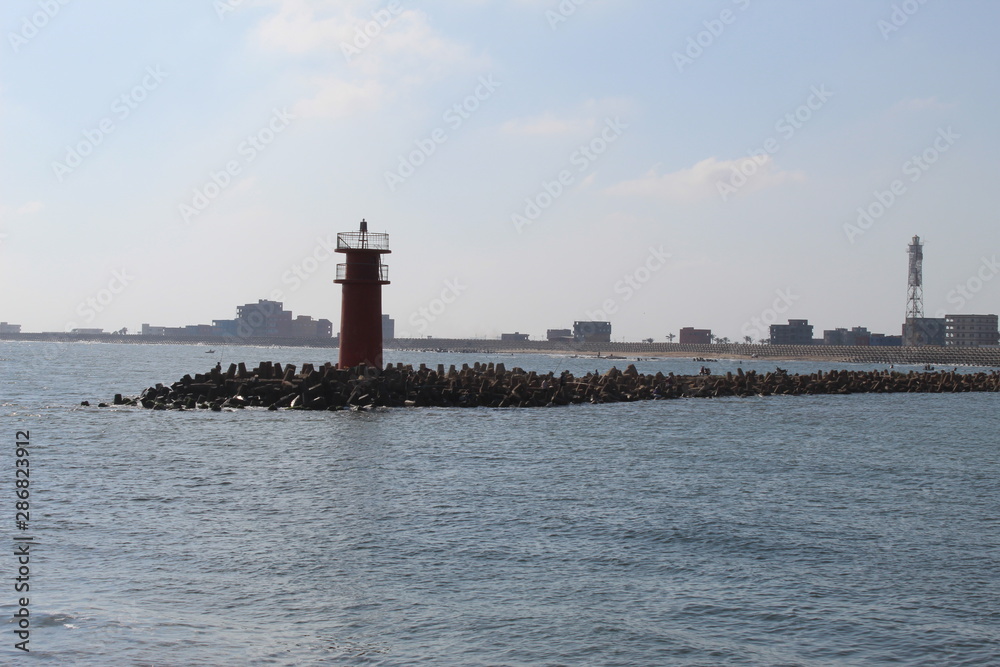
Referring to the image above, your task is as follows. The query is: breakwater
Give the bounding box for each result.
[7,334,1000,365]
[112,361,1000,411]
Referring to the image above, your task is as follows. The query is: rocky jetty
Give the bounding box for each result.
[110,362,1000,411]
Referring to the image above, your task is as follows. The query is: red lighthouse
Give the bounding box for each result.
[334,219,390,369]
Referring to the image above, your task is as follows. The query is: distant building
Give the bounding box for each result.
[573,321,611,343]
[903,317,946,346]
[235,299,293,337]
[679,327,711,345]
[71,328,104,334]
[160,324,218,337]
[823,329,844,345]
[143,300,333,340]
[183,324,218,336]
[501,332,530,342]
[0,322,21,334]
[291,315,334,339]
[382,315,395,341]
[212,319,238,337]
[823,327,871,346]
[870,333,903,347]
[546,328,573,342]
[317,319,334,338]
[770,319,813,345]
[824,327,905,346]
[141,323,166,336]
[945,314,999,347]
[291,316,314,338]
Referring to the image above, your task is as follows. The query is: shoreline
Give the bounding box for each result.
[3,333,999,367]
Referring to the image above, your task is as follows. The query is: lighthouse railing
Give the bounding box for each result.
[337,231,389,251]
[335,263,390,282]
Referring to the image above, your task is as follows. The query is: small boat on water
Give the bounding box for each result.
[205,349,215,353]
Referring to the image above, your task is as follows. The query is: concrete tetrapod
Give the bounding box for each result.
[108,363,1000,411]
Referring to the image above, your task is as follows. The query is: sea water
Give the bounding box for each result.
[1,341,998,665]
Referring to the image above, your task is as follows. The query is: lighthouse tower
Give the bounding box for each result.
[334,219,390,369]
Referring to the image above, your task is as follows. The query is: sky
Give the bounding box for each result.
[2,0,999,342]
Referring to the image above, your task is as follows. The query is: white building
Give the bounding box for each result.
[944,314,999,347]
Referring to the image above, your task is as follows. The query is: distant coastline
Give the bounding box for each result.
[0,331,338,348]
[3,332,1000,366]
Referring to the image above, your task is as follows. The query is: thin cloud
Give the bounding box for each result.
[253,0,485,119]
[254,0,379,55]
[292,77,384,119]
[888,97,957,114]
[16,201,44,216]
[605,156,804,202]
[501,113,595,136]
[500,97,633,137]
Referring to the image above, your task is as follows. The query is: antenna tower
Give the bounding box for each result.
[906,235,923,319]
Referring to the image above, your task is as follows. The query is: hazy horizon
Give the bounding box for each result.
[2,0,999,342]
